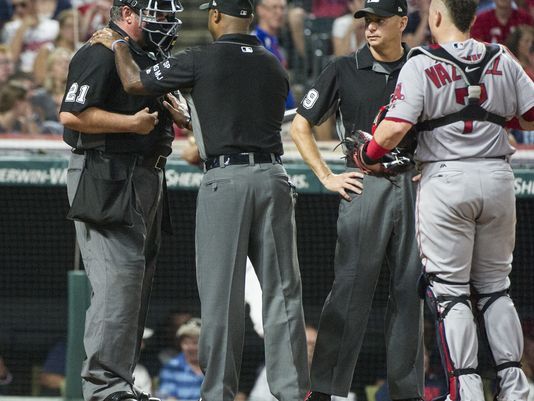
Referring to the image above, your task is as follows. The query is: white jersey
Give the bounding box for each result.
[385,39,534,162]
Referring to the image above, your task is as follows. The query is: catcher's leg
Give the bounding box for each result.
[423,278,485,401]
[472,287,529,401]
[470,159,529,401]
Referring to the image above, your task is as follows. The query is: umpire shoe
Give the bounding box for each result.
[395,398,425,401]
[103,391,161,401]
[304,391,331,401]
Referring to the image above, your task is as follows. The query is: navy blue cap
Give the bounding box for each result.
[199,0,253,18]
[354,0,408,18]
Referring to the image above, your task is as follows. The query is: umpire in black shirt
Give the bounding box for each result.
[90,1,310,401]
[60,1,185,400]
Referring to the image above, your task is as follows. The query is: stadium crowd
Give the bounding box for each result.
[0,0,532,141]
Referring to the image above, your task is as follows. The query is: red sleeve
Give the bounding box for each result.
[523,106,534,122]
[506,106,534,129]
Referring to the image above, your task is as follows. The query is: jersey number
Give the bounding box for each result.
[65,83,90,104]
[454,83,488,134]
[454,83,488,105]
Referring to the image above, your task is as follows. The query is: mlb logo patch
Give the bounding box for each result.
[240,9,247,15]
[241,46,253,53]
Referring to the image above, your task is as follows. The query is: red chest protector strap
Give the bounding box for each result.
[410,43,507,131]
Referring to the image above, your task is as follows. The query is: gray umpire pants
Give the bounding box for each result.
[67,152,164,401]
[310,169,424,400]
[195,162,310,401]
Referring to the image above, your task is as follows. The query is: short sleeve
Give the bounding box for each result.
[385,57,425,125]
[141,48,196,96]
[60,44,116,113]
[503,49,534,116]
[297,60,340,126]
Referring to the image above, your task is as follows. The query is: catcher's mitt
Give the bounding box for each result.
[342,130,413,176]
[340,104,417,176]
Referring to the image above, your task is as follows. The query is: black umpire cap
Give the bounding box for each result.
[354,0,408,18]
[199,0,253,18]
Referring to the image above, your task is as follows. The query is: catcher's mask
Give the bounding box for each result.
[117,0,183,57]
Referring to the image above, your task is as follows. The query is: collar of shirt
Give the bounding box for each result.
[215,33,262,46]
[108,21,155,59]
[355,42,410,73]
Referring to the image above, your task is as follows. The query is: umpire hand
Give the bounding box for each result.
[89,28,124,50]
[321,172,364,201]
[163,93,192,130]
[132,107,159,135]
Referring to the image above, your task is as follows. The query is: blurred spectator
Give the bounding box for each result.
[0,79,39,134]
[78,0,112,41]
[158,318,203,401]
[287,0,347,58]
[134,328,156,395]
[402,0,431,47]
[32,47,73,133]
[507,25,534,144]
[39,340,66,396]
[33,8,78,86]
[506,25,534,80]
[0,44,15,84]
[251,0,296,108]
[36,0,72,19]
[38,330,153,397]
[249,325,356,401]
[0,0,12,31]
[0,356,13,395]
[331,0,365,56]
[471,0,533,44]
[1,0,59,73]
[141,308,194,378]
[375,347,446,401]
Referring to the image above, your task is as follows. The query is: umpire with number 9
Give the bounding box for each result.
[89,1,310,401]
[290,0,424,399]
[59,1,185,400]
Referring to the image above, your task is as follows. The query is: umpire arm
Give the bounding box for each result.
[113,42,148,95]
[59,107,158,135]
[89,29,149,96]
[290,113,364,201]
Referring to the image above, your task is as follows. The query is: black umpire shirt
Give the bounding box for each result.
[297,43,410,143]
[140,33,289,157]
[61,22,173,156]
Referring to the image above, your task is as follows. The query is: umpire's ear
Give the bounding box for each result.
[399,15,408,32]
[211,8,222,23]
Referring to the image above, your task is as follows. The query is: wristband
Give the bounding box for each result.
[111,39,128,52]
[366,138,390,161]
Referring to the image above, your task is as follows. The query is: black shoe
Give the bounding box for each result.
[304,391,331,401]
[103,391,161,401]
[103,392,137,401]
[138,393,161,401]
[395,398,425,401]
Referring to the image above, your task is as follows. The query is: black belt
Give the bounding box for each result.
[72,149,167,170]
[204,152,282,171]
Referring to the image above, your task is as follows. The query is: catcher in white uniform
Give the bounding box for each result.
[352,0,534,399]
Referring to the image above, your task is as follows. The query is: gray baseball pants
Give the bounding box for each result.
[310,170,424,400]
[195,162,309,401]
[418,159,529,401]
[67,152,164,401]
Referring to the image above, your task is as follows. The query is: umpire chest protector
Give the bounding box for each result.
[410,43,507,131]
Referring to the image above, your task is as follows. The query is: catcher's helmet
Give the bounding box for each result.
[115,0,183,56]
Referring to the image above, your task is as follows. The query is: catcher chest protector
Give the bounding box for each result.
[410,44,507,131]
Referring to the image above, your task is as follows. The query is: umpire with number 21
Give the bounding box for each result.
[60,0,184,400]
[90,0,310,401]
